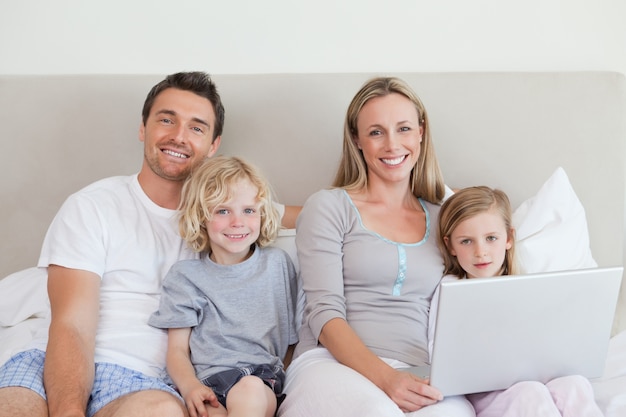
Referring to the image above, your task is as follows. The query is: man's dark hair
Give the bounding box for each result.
[141,71,225,141]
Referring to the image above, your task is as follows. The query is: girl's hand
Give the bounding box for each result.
[383,369,443,412]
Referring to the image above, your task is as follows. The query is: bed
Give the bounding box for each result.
[1,72,625,415]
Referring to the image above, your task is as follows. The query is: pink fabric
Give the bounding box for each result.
[469,375,604,417]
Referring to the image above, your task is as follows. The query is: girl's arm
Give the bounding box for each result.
[166,328,220,417]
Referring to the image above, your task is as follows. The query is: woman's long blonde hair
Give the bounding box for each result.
[178,155,280,253]
[332,76,445,204]
[438,186,519,277]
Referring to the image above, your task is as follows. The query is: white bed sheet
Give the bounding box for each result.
[1,267,625,416]
[590,329,626,416]
[0,267,49,365]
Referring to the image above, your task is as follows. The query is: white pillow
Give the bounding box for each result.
[513,167,597,273]
[0,267,49,327]
[271,228,298,273]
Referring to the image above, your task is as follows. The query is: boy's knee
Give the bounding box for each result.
[237,375,267,389]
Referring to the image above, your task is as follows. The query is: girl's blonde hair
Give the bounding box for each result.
[178,155,280,253]
[437,186,519,277]
[332,76,445,204]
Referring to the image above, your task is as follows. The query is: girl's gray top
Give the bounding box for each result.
[293,188,443,366]
[149,245,299,380]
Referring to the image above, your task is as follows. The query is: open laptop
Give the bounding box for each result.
[406,266,623,396]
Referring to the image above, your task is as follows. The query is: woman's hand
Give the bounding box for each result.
[381,368,443,412]
[319,319,443,411]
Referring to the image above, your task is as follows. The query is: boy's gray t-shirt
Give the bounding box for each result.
[149,245,299,381]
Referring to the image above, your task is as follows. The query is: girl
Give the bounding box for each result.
[436,185,603,417]
[149,156,299,417]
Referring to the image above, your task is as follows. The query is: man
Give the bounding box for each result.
[0,72,299,417]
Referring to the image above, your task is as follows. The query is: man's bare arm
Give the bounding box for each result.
[281,205,302,229]
[44,265,101,417]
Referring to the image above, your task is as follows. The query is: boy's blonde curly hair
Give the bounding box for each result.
[178,155,280,253]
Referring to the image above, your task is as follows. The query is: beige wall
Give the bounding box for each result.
[1,2,625,331]
[0,1,624,77]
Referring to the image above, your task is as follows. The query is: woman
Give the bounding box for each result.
[278,77,475,417]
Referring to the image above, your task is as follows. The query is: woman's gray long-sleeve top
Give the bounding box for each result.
[293,188,444,366]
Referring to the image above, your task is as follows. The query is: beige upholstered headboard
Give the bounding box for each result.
[1,72,624,332]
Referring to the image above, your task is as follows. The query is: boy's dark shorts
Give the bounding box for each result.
[200,363,286,408]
